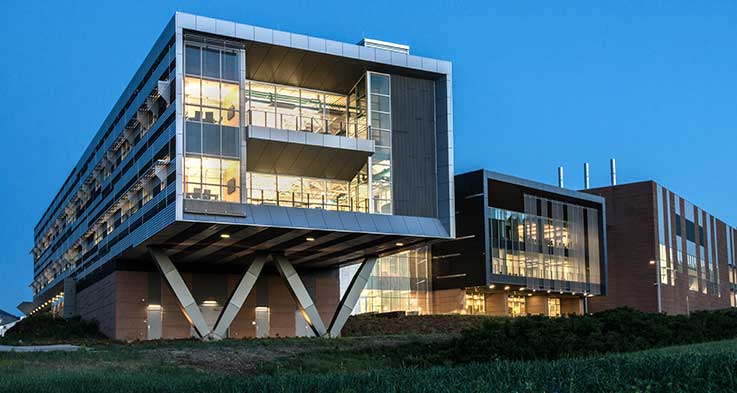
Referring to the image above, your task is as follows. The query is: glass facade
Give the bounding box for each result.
[245,172,367,212]
[183,42,242,202]
[244,81,360,137]
[489,194,602,294]
[341,247,432,315]
[368,73,392,214]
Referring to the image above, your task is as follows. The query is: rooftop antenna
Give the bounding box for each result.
[583,162,590,189]
[558,166,564,188]
[610,158,617,185]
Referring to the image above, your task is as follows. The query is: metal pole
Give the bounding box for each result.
[610,159,617,185]
[558,166,564,188]
[584,163,590,189]
[655,259,662,313]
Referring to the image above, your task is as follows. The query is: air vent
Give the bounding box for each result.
[358,38,409,54]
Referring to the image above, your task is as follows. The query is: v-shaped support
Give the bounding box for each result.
[149,247,265,340]
[211,254,266,339]
[273,254,328,337]
[149,247,211,339]
[274,254,377,337]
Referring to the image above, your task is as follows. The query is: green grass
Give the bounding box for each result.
[1,338,736,392]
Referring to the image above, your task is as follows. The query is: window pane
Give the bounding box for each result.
[370,94,390,112]
[184,77,201,105]
[184,157,202,198]
[184,105,202,122]
[185,122,201,153]
[202,123,220,156]
[185,45,201,75]
[203,48,220,79]
[221,82,239,111]
[222,51,238,81]
[201,107,220,124]
[221,126,240,158]
[370,74,390,95]
[371,112,391,130]
[221,109,239,127]
[221,159,240,202]
[202,80,221,108]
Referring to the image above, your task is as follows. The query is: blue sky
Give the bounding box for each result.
[1,1,735,314]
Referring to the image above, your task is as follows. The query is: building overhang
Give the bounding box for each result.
[246,125,374,180]
[120,208,449,269]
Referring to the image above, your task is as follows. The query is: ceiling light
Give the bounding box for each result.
[306,237,315,242]
[649,260,656,265]
[220,233,230,239]
[503,285,510,290]
[395,242,404,247]
[489,284,495,289]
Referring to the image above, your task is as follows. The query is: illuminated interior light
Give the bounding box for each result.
[489,284,495,289]
[220,233,231,239]
[202,300,218,306]
[147,304,162,311]
[503,286,510,290]
[395,242,404,247]
[306,237,315,242]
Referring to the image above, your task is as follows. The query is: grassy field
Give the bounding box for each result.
[1,336,737,392]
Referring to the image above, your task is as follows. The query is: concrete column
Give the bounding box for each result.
[328,257,376,337]
[149,247,211,339]
[211,254,266,339]
[273,254,327,337]
[62,277,77,319]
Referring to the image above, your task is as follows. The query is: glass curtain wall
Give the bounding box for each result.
[244,81,352,136]
[368,72,392,214]
[183,41,242,202]
[245,172,363,212]
[341,247,432,315]
[489,194,602,294]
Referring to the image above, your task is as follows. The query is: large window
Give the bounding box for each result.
[368,73,392,214]
[246,172,363,212]
[489,195,602,294]
[184,43,241,202]
[342,248,432,315]
[184,157,240,202]
[245,81,354,137]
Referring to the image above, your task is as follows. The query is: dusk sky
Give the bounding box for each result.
[1,1,735,314]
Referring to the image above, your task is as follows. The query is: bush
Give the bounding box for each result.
[1,314,106,344]
[444,307,737,363]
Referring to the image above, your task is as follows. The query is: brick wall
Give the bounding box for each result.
[585,182,659,313]
[77,272,117,338]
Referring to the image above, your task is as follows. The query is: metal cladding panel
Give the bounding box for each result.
[182,204,448,239]
[391,74,438,219]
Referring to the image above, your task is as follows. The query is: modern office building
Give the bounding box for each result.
[425,170,607,316]
[28,12,455,340]
[584,181,737,314]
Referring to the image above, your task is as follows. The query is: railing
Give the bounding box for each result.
[246,189,369,213]
[246,109,368,139]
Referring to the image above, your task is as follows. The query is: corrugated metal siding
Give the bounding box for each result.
[390,75,437,218]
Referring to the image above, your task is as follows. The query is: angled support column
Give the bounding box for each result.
[328,257,376,337]
[273,254,327,337]
[149,247,211,339]
[211,254,266,339]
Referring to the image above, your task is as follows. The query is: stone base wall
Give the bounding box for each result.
[76,267,341,341]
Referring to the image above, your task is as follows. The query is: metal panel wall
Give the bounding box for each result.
[390,74,437,218]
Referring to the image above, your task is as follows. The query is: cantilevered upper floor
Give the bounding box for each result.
[30,12,454,304]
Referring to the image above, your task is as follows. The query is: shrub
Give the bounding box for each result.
[444,307,737,363]
[1,314,106,344]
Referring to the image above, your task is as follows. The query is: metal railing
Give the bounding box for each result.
[246,189,369,213]
[246,109,367,139]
